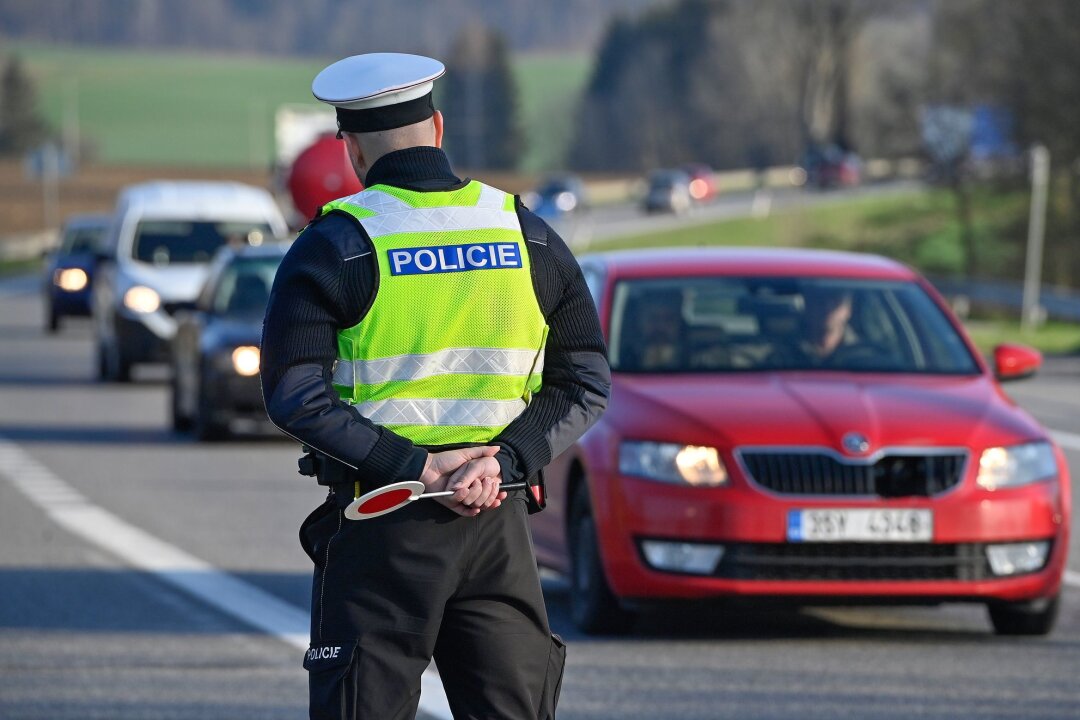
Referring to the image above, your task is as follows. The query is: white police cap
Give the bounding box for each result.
[312,53,446,134]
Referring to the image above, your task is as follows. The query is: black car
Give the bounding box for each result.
[642,169,693,214]
[43,213,111,332]
[170,243,288,440]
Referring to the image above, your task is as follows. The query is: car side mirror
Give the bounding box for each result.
[993,343,1042,382]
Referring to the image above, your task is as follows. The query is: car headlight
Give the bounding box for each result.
[123,285,161,313]
[231,346,261,376]
[54,267,88,292]
[976,442,1057,490]
[619,441,728,486]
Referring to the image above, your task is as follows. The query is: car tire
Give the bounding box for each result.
[568,482,635,635]
[987,593,1059,636]
[46,304,59,333]
[170,364,193,433]
[97,337,131,382]
[193,363,228,441]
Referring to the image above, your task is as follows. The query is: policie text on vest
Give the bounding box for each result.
[388,242,522,276]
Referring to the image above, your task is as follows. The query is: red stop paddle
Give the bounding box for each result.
[344,480,529,520]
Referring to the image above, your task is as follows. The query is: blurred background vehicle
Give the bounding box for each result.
[682,163,720,204]
[641,169,693,214]
[522,174,588,218]
[42,213,110,332]
[171,243,288,440]
[535,247,1069,637]
[792,144,863,189]
[93,181,288,382]
[285,132,363,224]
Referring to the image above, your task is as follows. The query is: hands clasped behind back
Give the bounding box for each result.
[419,445,507,516]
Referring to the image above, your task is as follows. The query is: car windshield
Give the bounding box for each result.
[211,256,282,318]
[132,220,272,265]
[60,224,106,254]
[609,276,980,375]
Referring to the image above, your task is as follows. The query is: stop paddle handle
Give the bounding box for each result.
[344,480,530,521]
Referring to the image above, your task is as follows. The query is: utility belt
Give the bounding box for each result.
[297,446,547,513]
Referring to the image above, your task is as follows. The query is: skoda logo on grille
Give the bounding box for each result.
[842,432,871,455]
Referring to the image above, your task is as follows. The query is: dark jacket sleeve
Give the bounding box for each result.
[494,208,611,483]
[260,215,427,484]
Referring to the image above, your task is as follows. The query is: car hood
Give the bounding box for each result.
[122,263,210,302]
[608,371,1047,454]
[201,317,263,352]
[50,252,97,274]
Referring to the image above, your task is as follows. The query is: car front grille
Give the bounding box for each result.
[715,542,994,582]
[738,450,967,497]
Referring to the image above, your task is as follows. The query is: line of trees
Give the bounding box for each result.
[0,0,653,55]
[0,53,49,156]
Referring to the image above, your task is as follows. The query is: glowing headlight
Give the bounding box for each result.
[231,346,261,376]
[54,268,88,292]
[976,442,1057,490]
[122,285,161,313]
[619,441,728,486]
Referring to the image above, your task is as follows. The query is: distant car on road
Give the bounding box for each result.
[170,243,288,440]
[682,163,720,204]
[642,169,693,214]
[793,144,862,189]
[533,247,1070,637]
[43,213,111,332]
[93,181,288,382]
[523,174,588,218]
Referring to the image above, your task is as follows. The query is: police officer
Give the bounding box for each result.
[260,53,610,720]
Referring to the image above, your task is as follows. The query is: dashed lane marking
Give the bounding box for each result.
[0,437,454,720]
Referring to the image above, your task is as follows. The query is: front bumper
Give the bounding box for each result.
[49,287,93,316]
[202,365,269,426]
[596,474,1067,604]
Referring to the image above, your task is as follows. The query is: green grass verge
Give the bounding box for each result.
[0,257,42,278]
[963,320,1080,356]
[8,42,588,171]
[604,187,1030,278]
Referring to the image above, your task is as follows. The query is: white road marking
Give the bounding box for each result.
[1066,571,1080,588]
[0,437,453,720]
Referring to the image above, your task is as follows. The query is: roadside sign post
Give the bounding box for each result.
[1022,145,1050,332]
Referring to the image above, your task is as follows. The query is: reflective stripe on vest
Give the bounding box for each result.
[332,347,545,387]
[322,180,548,446]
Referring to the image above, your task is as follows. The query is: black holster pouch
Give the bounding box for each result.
[297,447,375,508]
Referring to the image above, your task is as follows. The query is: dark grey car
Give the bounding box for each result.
[170,243,288,440]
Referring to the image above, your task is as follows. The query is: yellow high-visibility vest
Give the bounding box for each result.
[322,180,548,446]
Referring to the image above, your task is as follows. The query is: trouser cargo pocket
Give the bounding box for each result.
[304,639,358,720]
[537,633,566,720]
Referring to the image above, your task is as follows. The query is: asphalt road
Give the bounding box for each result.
[1,273,1078,720]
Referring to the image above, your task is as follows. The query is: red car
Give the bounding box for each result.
[532,248,1070,636]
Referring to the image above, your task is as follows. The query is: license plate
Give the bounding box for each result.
[787,509,933,542]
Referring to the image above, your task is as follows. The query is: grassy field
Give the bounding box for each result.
[8,42,589,171]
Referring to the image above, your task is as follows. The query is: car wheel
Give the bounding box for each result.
[193,364,228,441]
[97,338,130,382]
[987,594,1060,636]
[46,304,59,333]
[169,363,192,433]
[568,482,634,635]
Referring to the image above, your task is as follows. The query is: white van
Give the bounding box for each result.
[93,181,288,381]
